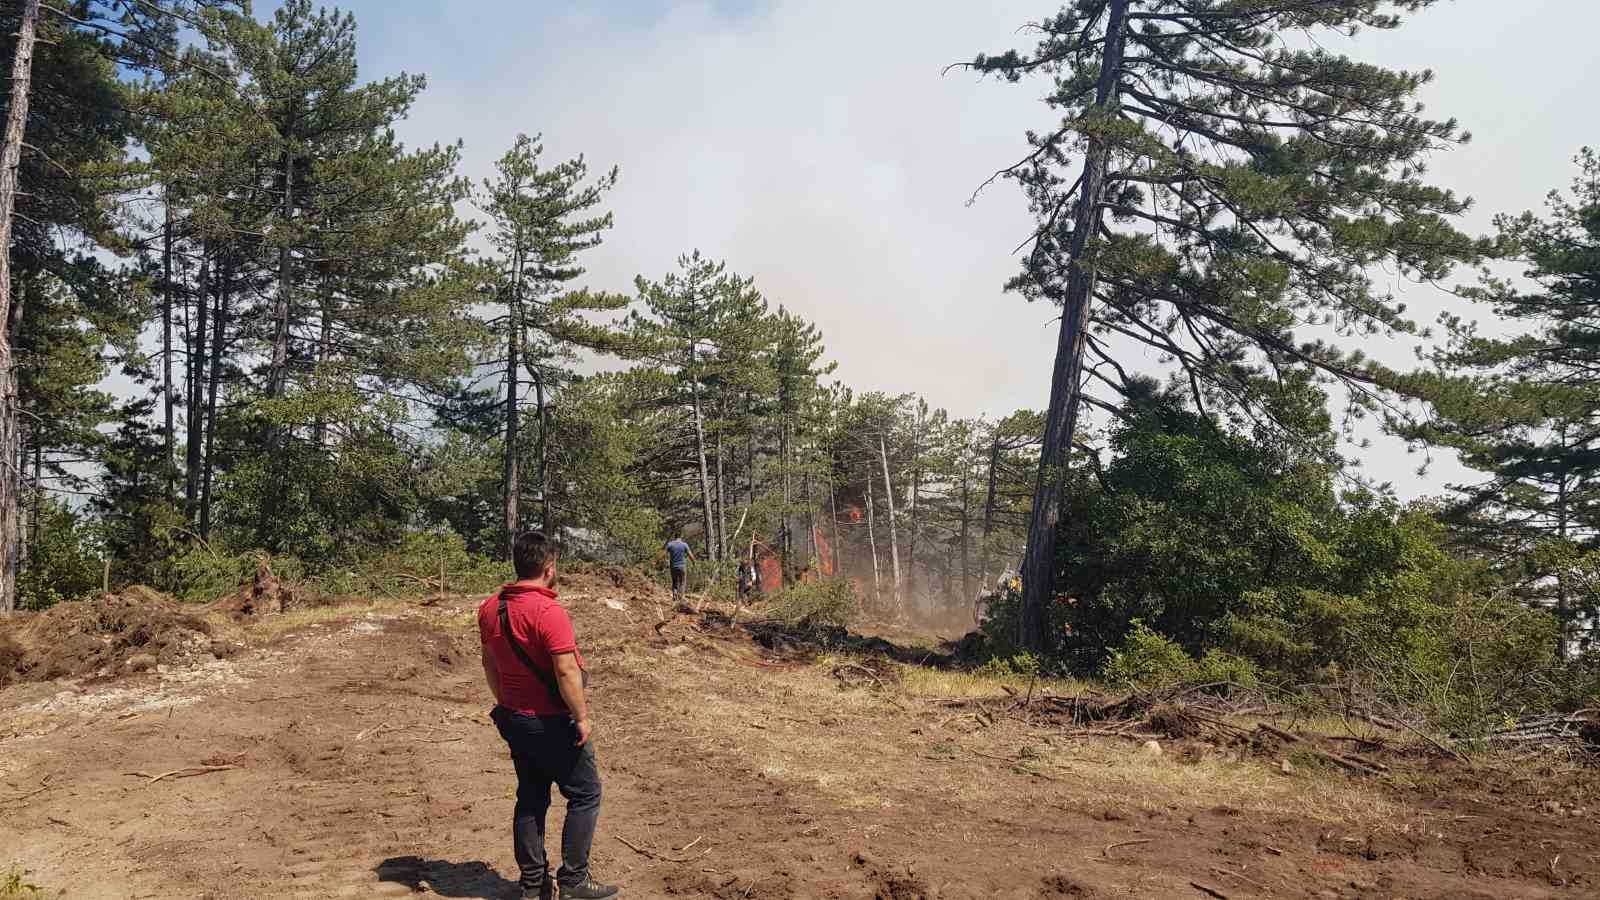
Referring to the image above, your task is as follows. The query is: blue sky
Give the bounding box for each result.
[244,0,1600,498]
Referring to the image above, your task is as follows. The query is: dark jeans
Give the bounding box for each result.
[670,567,686,595]
[491,707,603,891]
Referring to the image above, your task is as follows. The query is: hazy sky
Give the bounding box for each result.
[267,0,1600,498]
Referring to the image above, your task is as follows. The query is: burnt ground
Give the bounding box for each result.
[1,575,1598,899]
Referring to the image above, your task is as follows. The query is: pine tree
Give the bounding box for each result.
[188,1,478,553]
[628,253,769,563]
[969,0,1488,649]
[0,1,224,609]
[1415,149,1600,656]
[477,133,620,553]
[765,307,830,576]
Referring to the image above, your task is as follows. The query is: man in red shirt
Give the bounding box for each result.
[480,532,618,900]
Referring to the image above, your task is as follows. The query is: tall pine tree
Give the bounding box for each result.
[969,0,1487,649]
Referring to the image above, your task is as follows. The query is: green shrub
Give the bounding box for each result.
[160,547,257,602]
[766,578,857,629]
[17,499,99,610]
[1194,649,1260,686]
[975,651,1041,680]
[1101,621,1198,688]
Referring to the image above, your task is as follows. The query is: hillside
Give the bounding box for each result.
[1,575,1597,899]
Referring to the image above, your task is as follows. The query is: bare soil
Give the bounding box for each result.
[2,576,1597,899]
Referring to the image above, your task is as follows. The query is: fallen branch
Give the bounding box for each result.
[1252,725,1385,776]
[614,834,709,864]
[1189,882,1229,899]
[125,764,237,785]
[1103,838,1153,858]
[0,785,50,806]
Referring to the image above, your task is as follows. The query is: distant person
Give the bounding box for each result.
[664,533,694,603]
[736,537,759,601]
[479,531,619,900]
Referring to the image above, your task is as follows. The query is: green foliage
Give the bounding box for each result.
[1407,150,1600,652]
[159,546,257,602]
[1102,622,1197,688]
[1041,396,1448,680]
[765,578,858,629]
[19,500,100,610]
[975,651,1041,681]
[92,401,184,588]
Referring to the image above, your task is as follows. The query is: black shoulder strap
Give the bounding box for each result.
[499,592,563,700]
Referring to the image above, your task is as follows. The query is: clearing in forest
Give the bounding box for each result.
[1,573,1596,899]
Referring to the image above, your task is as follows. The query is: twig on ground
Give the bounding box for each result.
[1102,838,1153,858]
[1189,881,1229,899]
[1210,866,1266,891]
[126,764,237,785]
[831,663,886,691]
[615,834,710,863]
[0,785,51,806]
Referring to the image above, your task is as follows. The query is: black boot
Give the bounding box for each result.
[519,877,552,900]
[559,879,619,899]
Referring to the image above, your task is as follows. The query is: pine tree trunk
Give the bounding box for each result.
[981,432,1000,584]
[199,257,228,541]
[689,345,717,562]
[828,471,844,576]
[27,440,39,570]
[185,251,209,516]
[531,361,551,535]
[865,470,880,606]
[504,289,521,557]
[0,0,40,613]
[780,420,792,575]
[715,427,728,563]
[1018,0,1129,652]
[261,139,296,545]
[804,446,817,568]
[909,407,923,604]
[879,434,902,611]
[960,454,973,604]
[312,275,332,448]
[162,204,175,498]
[1556,444,1571,662]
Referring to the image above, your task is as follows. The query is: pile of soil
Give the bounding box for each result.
[0,586,217,686]
[210,560,322,618]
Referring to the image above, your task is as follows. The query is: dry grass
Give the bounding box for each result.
[0,870,46,900]
[635,637,1423,835]
[894,665,1092,700]
[204,596,419,639]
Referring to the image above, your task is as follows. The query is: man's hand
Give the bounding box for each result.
[573,717,592,746]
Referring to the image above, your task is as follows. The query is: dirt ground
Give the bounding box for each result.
[2,576,1598,899]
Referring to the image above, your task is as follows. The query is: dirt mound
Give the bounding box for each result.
[0,587,215,685]
[210,560,322,618]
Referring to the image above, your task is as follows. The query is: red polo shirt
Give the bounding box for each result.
[478,582,586,716]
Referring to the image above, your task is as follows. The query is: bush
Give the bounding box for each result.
[975,651,1041,681]
[160,547,258,602]
[1102,621,1198,688]
[1194,648,1259,686]
[17,499,100,610]
[766,578,857,629]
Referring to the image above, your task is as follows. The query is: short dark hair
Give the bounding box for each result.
[512,531,560,580]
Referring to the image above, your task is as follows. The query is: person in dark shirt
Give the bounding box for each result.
[663,534,693,602]
[479,532,619,900]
